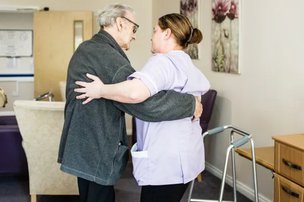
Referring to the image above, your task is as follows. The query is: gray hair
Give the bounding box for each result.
[97,4,135,28]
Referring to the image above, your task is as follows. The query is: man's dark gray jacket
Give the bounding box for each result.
[58,30,195,185]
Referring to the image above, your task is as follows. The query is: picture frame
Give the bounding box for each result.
[180,0,199,59]
[211,0,240,74]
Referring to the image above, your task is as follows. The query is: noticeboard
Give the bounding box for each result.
[0,30,33,57]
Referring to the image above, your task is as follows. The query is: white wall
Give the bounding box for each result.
[153,0,304,201]
[0,0,152,113]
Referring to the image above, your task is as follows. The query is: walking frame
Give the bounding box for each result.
[187,125,259,202]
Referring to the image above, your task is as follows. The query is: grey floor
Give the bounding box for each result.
[0,162,252,202]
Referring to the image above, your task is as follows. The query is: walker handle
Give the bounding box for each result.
[233,136,250,148]
[206,126,226,136]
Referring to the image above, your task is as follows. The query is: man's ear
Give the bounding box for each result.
[115,17,123,31]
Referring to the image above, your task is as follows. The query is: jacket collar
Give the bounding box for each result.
[93,30,130,63]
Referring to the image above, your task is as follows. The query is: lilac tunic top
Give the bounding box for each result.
[129,50,210,186]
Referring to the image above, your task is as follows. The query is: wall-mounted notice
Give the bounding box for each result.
[0,30,33,57]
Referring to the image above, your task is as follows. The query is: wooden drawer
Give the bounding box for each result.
[274,141,304,187]
[274,173,304,202]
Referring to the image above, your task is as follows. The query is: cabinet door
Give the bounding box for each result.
[274,173,304,202]
[34,11,93,101]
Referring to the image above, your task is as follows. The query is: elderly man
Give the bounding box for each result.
[58,4,201,202]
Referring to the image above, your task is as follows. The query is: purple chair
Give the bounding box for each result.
[200,89,217,133]
[0,116,28,176]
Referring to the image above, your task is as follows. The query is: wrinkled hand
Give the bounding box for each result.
[74,73,104,104]
[193,96,203,121]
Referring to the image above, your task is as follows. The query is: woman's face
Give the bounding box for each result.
[151,24,166,54]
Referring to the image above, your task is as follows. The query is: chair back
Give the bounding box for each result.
[200,89,217,133]
[14,100,78,195]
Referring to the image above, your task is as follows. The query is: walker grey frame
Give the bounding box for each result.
[187,125,259,202]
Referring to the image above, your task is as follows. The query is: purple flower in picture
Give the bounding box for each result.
[212,0,229,23]
[180,0,198,16]
[227,0,238,20]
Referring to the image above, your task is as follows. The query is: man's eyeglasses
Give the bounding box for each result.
[121,16,139,34]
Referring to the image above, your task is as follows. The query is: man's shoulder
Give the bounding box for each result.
[78,39,116,54]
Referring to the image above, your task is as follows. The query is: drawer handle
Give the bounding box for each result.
[281,185,299,198]
[282,158,302,171]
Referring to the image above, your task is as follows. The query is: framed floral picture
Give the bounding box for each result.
[212,0,240,74]
[180,0,199,59]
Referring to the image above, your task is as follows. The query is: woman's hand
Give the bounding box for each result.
[74,73,104,104]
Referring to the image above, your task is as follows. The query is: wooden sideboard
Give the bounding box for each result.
[273,134,304,202]
[236,146,274,171]
[236,134,304,202]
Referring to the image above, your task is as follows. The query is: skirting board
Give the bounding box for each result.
[205,162,272,202]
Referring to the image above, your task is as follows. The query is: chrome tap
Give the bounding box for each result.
[34,91,54,101]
